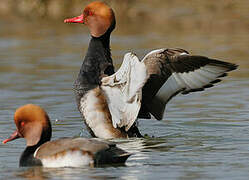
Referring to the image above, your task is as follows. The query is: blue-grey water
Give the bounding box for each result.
[0,18,248,180]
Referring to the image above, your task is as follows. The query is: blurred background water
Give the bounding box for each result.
[0,0,248,179]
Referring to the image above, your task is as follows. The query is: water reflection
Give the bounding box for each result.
[17,167,48,180]
[16,165,139,180]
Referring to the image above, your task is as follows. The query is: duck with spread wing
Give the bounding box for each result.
[64,1,237,139]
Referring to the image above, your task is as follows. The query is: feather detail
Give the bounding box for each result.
[140,48,237,120]
[101,52,148,131]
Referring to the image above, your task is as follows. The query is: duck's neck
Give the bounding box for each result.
[83,30,114,81]
[73,29,115,109]
[19,128,51,167]
[91,31,111,57]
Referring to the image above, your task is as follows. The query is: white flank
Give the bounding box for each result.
[80,89,116,139]
[40,150,93,168]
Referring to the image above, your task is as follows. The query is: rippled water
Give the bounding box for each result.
[0,17,248,180]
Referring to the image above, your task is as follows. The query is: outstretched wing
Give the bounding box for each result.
[101,53,148,131]
[139,48,238,120]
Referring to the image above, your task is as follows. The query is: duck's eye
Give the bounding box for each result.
[20,121,25,127]
[88,11,94,16]
[84,10,93,16]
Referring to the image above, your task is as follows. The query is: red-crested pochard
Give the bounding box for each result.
[64,1,237,139]
[3,104,131,167]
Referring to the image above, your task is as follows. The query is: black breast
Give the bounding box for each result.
[19,145,42,167]
[73,31,114,110]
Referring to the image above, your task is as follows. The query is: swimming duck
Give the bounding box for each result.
[2,104,131,167]
[64,1,237,139]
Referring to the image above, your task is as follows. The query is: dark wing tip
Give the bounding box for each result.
[210,79,221,84]
[209,59,238,72]
[226,62,238,71]
[181,59,237,95]
[95,146,132,166]
[231,64,239,70]
[116,152,132,163]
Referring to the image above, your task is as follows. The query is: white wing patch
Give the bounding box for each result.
[101,53,148,131]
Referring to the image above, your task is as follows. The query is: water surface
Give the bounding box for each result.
[0,16,248,180]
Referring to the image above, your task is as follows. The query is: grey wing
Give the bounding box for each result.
[34,138,111,159]
[138,48,238,120]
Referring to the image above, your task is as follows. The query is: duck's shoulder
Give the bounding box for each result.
[142,48,189,61]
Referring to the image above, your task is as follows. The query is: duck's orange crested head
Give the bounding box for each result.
[3,104,51,146]
[64,1,116,37]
